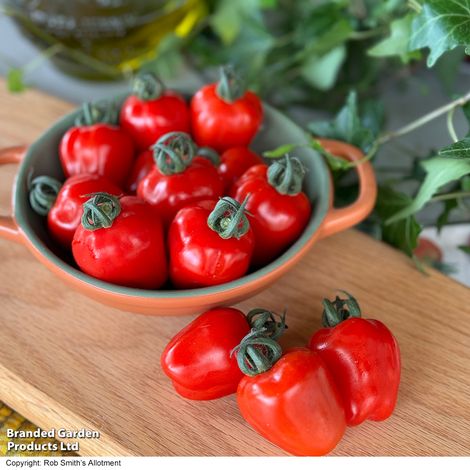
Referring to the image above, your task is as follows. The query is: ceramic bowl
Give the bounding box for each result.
[0,98,376,315]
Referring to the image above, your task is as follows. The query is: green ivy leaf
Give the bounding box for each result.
[301,45,346,91]
[459,245,470,254]
[7,68,26,93]
[409,0,470,67]
[439,137,470,159]
[387,157,470,224]
[309,138,351,171]
[376,186,422,256]
[308,91,380,153]
[368,14,421,63]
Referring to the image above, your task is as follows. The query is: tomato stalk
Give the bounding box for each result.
[246,308,287,341]
[267,154,306,195]
[81,192,122,231]
[215,65,244,103]
[152,131,197,175]
[232,329,283,377]
[132,72,165,101]
[207,196,251,240]
[75,101,119,127]
[322,291,362,328]
[29,175,62,216]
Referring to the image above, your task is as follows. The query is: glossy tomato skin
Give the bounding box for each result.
[120,92,190,152]
[125,149,155,193]
[237,348,346,456]
[72,196,167,289]
[190,84,263,153]
[161,308,251,400]
[137,157,224,228]
[231,164,311,267]
[218,147,263,191]
[48,174,122,248]
[309,318,401,426]
[168,202,254,288]
[59,123,134,187]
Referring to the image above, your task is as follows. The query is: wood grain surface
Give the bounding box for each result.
[0,83,469,456]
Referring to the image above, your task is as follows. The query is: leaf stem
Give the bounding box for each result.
[431,191,470,202]
[378,90,470,145]
[408,0,422,13]
[446,108,459,143]
[348,27,387,41]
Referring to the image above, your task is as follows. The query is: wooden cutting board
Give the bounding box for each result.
[0,83,469,457]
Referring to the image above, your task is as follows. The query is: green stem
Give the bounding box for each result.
[152,132,197,175]
[29,175,62,216]
[81,193,121,231]
[446,108,459,143]
[246,309,287,341]
[231,329,283,377]
[322,291,361,328]
[132,72,165,101]
[408,0,422,13]
[207,196,251,240]
[267,154,306,195]
[378,91,470,145]
[431,191,470,202]
[23,43,63,74]
[216,65,244,103]
[348,27,387,41]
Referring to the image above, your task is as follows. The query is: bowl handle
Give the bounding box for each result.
[316,138,377,240]
[0,146,27,244]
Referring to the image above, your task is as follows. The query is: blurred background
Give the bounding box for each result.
[0,0,469,284]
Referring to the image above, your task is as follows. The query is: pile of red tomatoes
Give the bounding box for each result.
[29,67,312,289]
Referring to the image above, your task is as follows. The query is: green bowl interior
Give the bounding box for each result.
[14,96,330,299]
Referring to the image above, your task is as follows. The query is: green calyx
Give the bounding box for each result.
[267,154,306,196]
[246,308,287,341]
[132,72,165,101]
[75,101,118,127]
[215,65,245,103]
[29,175,62,216]
[152,131,197,175]
[231,329,283,377]
[207,196,250,240]
[322,291,362,328]
[81,192,121,231]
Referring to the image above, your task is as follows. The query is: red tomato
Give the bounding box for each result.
[59,103,134,187]
[414,237,442,263]
[237,348,346,456]
[125,149,154,193]
[190,66,263,152]
[120,72,190,152]
[218,147,263,191]
[60,124,134,187]
[168,197,254,288]
[231,156,311,267]
[72,194,167,289]
[137,132,223,227]
[29,174,122,248]
[161,308,251,400]
[309,292,401,426]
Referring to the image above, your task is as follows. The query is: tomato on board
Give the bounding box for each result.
[125,149,154,194]
[231,155,311,267]
[120,72,190,152]
[237,347,346,456]
[309,292,401,426]
[190,66,263,153]
[137,132,224,227]
[161,308,251,400]
[60,102,134,187]
[218,147,263,191]
[72,193,167,289]
[29,174,122,248]
[168,197,254,288]
[161,307,287,400]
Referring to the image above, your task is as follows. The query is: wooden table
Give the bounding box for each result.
[0,83,469,456]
